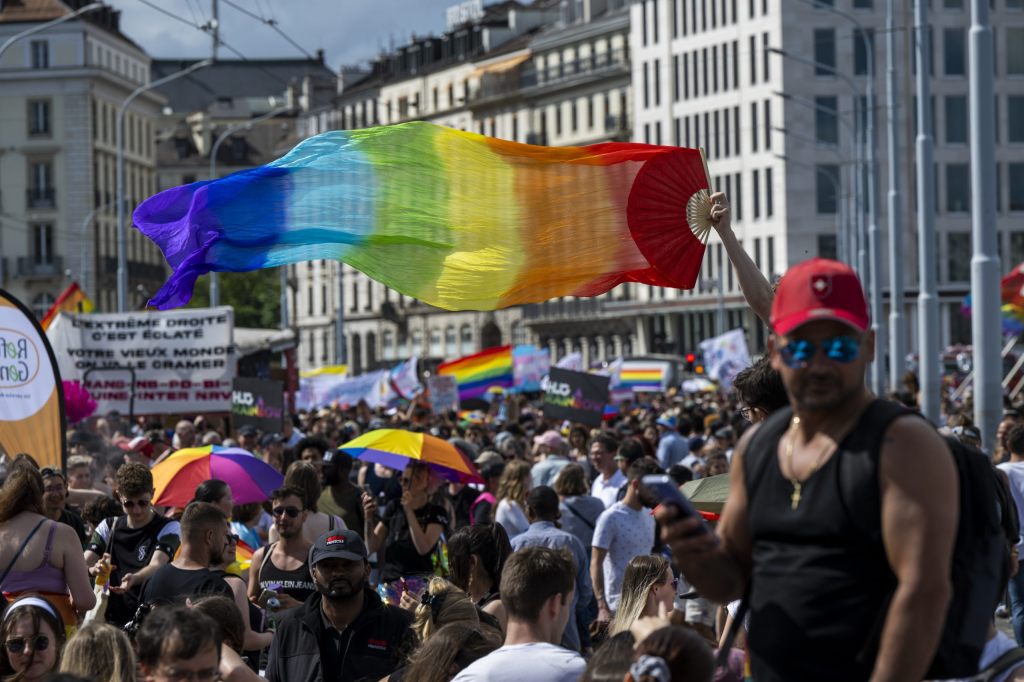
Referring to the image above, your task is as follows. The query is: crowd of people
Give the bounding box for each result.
[4,193,1024,681]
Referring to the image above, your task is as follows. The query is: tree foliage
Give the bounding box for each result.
[188,270,281,329]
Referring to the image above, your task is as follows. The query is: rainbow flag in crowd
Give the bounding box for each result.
[132,121,713,312]
[438,346,514,403]
[618,363,668,392]
[40,282,93,330]
[962,261,1024,335]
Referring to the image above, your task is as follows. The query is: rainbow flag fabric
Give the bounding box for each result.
[133,121,712,311]
[438,346,514,403]
[619,363,668,392]
[40,282,93,330]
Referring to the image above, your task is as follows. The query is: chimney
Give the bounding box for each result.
[316,48,324,64]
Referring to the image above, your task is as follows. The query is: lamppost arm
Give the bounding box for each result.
[116,58,213,312]
[0,2,103,61]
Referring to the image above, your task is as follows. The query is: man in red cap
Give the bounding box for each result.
[656,258,958,682]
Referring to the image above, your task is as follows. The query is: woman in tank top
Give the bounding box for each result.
[0,466,94,631]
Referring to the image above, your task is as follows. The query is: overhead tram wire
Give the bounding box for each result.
[219,0,317,60]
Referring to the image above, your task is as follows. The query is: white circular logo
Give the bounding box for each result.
[0,307,55,420]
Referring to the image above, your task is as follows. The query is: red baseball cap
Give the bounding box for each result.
[770,258,869,336]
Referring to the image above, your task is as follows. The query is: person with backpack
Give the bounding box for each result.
[84,462,180,628]
[657,258,962,682]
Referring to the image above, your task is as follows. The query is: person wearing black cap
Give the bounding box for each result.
[236,425,260,454]
[265,529,415,682]
[509,486,593,653]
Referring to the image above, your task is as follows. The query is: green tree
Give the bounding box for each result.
[188,270,281,328]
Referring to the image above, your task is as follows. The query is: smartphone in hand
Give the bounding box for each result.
[639,474,711,537]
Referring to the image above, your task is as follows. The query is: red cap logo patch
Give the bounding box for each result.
[810,275,832,299]
[325,535,346,546]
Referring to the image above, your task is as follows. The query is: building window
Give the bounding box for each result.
[28,100,50,136]
[753,237,762,270]
[766,168,774,217]
[429,329,443,357]
[814,29,836,75]
[654,59,661,106]
[30,40,49,69]
[853,29,874,76]
[762,32,770,80]
[815,96,839,145]
[30,223,53,267]
[818,234,838,259]
[445,326,456,355]
[944,28,966,76]
[816,164,839,214]
[1011,97,1024,142]
[1009,28,1024,75]
[764,99,771,150]
[945,95,968,144]
[1011,232,1024,268]
[752,169,761,219]
[28,161,54,208]
[382,331,395,361]
[767,236,775,277]
[749,35,757,84]
[946,163,970,212]
[948,233,970,281]
[734,172,743,221]
[350,279,359,312]
[411,330,423,356]
[459,325,473,355]
[31,293,55,321]
[1009,163,1024,211]
[321,285,327,315]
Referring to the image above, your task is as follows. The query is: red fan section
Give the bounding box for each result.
[626,148,709,289]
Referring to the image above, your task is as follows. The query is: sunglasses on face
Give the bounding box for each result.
[122,498,151,510]
[779,335,861,369]
[5,635,49,654]
[272,506,301,518]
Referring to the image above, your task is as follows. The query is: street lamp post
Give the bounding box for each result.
[796,0,885,397]
[886,0,907,394]
[79,201,114,295]
[915,0,940,424]
[116,59,212,312]
[207,102,293,307]
[969,0,1001,448]
[0,2,102,60]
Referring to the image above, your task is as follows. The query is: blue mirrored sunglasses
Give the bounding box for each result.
[779,335,861,369]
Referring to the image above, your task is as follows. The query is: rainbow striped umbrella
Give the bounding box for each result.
[152,445,284,507]
[340,429,483,484]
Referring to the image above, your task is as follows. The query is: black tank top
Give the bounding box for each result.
[742,399,904,682]
[257,542,316,603]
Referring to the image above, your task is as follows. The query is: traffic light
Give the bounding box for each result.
[685,353,696,373]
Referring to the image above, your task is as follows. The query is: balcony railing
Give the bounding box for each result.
[16,256,63,278]
[26,188,55,209]
[472,49,630,105]
[522,297,604,321]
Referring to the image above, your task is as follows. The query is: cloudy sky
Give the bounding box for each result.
[105,0,462,67]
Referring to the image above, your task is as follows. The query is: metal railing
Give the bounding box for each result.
[16,256,62,278]
[26,187,55,209]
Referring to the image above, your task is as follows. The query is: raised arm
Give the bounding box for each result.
[869,417,957,682]
[709,191,774,326]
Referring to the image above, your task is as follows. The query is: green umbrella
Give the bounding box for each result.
[682,473,730,514]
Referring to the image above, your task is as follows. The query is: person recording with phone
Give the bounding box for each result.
[248,487,315,612]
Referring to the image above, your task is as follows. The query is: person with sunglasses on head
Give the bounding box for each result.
[362,461,449,606]
[0,596,66,682]
[248,486,316,612]
[657,258,959,682]
[83,462,179,628]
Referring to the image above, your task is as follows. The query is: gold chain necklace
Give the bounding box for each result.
[784,416,837,511]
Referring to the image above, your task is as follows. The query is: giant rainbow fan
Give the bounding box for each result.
[133,121,714,311]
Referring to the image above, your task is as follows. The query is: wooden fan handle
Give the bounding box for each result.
[699,147,712,192]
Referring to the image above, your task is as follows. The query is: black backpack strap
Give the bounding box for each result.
[715,590,749,669]
[977,646,1024,681]
[257,542,277,584]
[0,518,47,587]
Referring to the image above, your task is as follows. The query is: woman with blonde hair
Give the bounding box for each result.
[410,578,480,643]
[59,622,135,682]
[493,460,531,539]
[609,555,676,636]
[399,622,501,682]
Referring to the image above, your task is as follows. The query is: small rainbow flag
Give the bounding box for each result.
[438,346,514,404]
[619,364,668,392]
[40,282,93,330]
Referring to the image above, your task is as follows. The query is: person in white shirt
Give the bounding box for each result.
[452,546,585,682]
[590,434,626,508]
[592,459,659,627]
